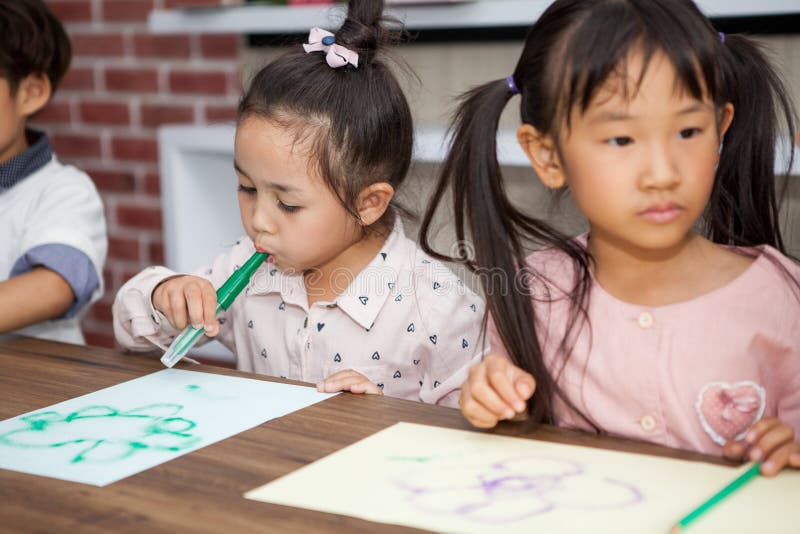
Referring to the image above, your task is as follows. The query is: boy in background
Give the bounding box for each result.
[0,0,107,344]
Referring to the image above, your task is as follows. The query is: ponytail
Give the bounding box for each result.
[420,78,592,427]
[708,35,797,252]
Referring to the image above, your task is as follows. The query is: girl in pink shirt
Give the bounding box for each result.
[113,0,485,407]
[421,0,800,475]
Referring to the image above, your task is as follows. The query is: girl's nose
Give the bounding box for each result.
[251,199,277,235]
[641,145,680,190]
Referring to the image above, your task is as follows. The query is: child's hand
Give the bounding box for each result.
[722,417,800,476]
[317,370,383,395]
[152,275,220,335]
[460,354,536,429]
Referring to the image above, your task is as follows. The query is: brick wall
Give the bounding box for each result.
[35,0,242,347]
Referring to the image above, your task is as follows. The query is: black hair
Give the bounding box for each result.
[238,0,413,234]
[420,0,798,428]
[0,0,72,94]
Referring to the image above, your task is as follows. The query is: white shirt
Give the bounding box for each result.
[113,220,486,407]
[0,156,107,344]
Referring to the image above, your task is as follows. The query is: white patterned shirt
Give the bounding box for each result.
[113,220,486,407]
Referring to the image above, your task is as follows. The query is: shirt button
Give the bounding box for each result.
[640,415,656,432]
[637,312,654,329]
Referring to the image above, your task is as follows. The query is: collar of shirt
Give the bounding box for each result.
[0,129,53,192]
[247,218,410,330]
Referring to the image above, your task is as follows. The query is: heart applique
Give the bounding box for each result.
[695,381,766,446]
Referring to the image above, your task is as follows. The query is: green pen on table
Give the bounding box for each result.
[161,251,269,368]
[669,461,762,533]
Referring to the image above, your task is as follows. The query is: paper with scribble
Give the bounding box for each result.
[245,422,799,533]
[0,369,334,486]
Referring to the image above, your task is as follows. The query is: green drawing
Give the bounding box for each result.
[0,403,202,464]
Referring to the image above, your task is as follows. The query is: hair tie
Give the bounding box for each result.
[303,27,359,69]
[718,32,726,43]
[506,75,519,95]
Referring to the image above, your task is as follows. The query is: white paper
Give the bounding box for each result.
[246,422,800,534]
[0,369,335,486]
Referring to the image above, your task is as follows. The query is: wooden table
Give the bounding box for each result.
[0,335,728,533]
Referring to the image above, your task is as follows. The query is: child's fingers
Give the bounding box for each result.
[460,388,502,428]
[790,450,800,468]
[745,417,781,446]
[722,440,748,461]
[317,370,367,392]
[465,357,516,419]
[749,422,793,462]
[760,441,800,476]
[183,283,207,329]
[512,371,536,403]
[168,288,189,329]
[485,356,530,414]
[200,283,219,335]
[349,381,383,395]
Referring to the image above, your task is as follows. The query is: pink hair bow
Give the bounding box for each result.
[303,27,359,69]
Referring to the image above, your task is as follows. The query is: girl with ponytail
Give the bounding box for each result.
[113,0,485,407]
[421,0,800,475]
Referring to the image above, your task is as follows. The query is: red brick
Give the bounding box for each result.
[144,172,161,195]
[60,68,95,91]
[102,0,153,22]
[105,68,159,93]
[133,33,191,59]
[140,104,194,128]
[87,168,136,193]
[88,300,114,322]
[80,100,131,125]
[164,0,222,7]
[117,205,163,230]
[82,328,116,348]
[199,34,240,59]
[149,240,165,264]
[71,32,125,57]
[49,1,93,22]
[205,104,237,123]
[102,268,114,290]
[108,236,141,261]
[33,101,73,124]
[168,70,228,95]
[51,133,102,158]
[112,135,159,162]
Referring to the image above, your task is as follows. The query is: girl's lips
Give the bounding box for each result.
[639,203,683,223]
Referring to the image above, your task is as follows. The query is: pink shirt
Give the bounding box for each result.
[488,242,800,455]
[113,221,485,407]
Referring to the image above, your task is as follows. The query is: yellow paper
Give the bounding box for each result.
[245,422,799,533]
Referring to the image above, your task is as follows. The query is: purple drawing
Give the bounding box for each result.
[392,455,643,523]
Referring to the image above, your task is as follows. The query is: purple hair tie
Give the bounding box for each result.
[506,75,519,95]
[719,32,726,43]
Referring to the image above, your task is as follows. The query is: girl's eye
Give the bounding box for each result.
[679,127,701,139]
[237,184,256,195]
[277,200,299,213]
[607,136,633,147]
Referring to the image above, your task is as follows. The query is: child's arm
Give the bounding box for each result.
[113,242,249,351]
[0,267,74,333]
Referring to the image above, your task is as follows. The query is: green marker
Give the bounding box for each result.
[669,462,761,533]
[161,251,268,368]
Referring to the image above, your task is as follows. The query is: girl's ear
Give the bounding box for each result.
[718,102,734,138]
[357,182,395,226]
[517,124,566,189]
[17,73,52,117]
